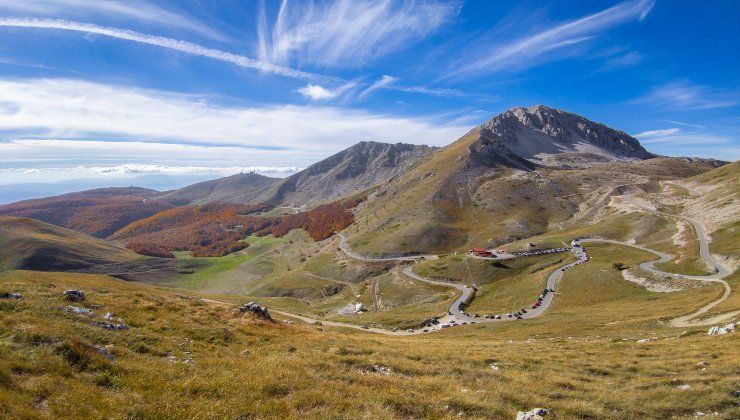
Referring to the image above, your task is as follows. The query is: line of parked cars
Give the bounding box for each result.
[515,247,570,258]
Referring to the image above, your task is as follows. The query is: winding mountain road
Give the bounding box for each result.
[337,233,438,262]
[264,207,734,335]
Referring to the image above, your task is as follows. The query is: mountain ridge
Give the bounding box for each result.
[467,105,655,170]
[256,141,437,206]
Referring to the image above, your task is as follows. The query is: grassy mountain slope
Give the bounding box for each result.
[343,127,719,256]
[673,161,739,255]
[155,172,279,205]
[0,216,138,271]
[0,187,173,238]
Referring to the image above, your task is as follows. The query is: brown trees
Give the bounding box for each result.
[114,197,364,257]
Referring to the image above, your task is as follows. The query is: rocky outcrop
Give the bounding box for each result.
[237,302,273,321]
[516,408,549,420]
[0,292,22,299]
[62,290,85,302]
[708,323,735,335]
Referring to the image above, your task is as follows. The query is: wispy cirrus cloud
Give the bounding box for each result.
[632,127,738,159]
[358,75,399,99]
[356,74,495,101]
[664,120,705,128]
[445,0,654,79]
[257,0,459,68]
[634,128,680,139]
[635,81,737,110]
[604,51,644,69]
[0,78,469,151]
[0,16,478,102]
[0,18,321,80]
[0,0,226,41]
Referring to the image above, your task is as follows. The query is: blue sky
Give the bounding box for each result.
[0,0,738,189]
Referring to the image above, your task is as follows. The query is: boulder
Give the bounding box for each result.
[516,408,549,420]
[0,292,22,299]
[236,302,273,321]
[62,290,85,302]
[354,303,365,313]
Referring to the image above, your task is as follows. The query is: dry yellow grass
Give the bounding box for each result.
[1,270,738,418]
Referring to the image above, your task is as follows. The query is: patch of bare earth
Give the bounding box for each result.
[621,269,701,293]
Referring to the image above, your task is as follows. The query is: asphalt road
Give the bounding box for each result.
[337,233,438,262]
[266,210,734,335]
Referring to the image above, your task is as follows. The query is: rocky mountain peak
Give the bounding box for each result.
[472,105,654,168]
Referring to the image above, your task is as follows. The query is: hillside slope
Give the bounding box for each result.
[0,187,173,238]
[256,141,436,206]
[661,161,739,269]
[155,172,279,205]
[342,106,722,255]
[0,216,138,271]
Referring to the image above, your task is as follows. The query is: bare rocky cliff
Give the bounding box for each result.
[469,105,654,169]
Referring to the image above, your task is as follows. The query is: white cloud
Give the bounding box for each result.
[257,0,458,68]
[298,84,336,100]
[298,81,358,101]
[0,163,301,185]
[0,18,320,80]
[634,127,731,145]
[631,126,738,159]
[0,78,469,152]
[0,0,226,41]
[445,0,654,79]
[664,120,705,128]
[3,164,300,177]
[358,75,399,99]
[636,81,737,110]
[356,74,493,101]
[391,84,488,99]
[634,128,680,138]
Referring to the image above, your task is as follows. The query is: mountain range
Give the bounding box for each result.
[0,105,728,268]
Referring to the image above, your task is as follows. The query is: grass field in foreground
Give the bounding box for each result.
[0,270,738,418]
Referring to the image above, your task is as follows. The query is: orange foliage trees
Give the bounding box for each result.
[0,189,173,238]
[112,203,272,257]
[113,197,364,257]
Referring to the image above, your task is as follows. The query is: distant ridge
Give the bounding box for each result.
[256,141,436,206]
[156,172,279,205]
